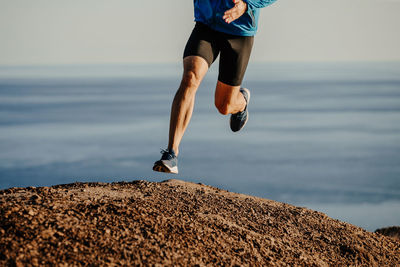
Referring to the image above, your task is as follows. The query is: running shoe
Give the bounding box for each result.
[230,88,250,132]
[153,149,178,174]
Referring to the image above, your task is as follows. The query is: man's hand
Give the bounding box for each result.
[223,0,248,24]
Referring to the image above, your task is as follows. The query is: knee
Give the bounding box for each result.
[180,70,201,91]
[175,71,202,101]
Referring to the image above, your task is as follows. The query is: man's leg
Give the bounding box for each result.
[153,56,208,173]
[214,32,253,132]
[154,22,218,174]
[214,80,251,132]
[153,56,208,174]
[167,56,209,156]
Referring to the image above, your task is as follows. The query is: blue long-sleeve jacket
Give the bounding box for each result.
[194,0,277,36]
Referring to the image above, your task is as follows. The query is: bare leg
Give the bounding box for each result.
[167,56,209,156]
[214,80,246,115]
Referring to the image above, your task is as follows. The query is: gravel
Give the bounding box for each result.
[0,179,399,266]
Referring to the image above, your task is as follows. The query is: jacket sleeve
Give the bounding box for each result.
[243,0,277,9]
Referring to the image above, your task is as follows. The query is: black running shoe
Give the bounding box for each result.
[230,88,250,132]
[153,149,178,174]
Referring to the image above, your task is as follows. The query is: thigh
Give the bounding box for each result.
[183,22,220,67]
[218,34,254,86]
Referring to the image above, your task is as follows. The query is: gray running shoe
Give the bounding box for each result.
[230,88,250,132]
[153,149,178,174]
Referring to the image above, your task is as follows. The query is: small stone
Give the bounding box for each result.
[31,257,39,266]
[31,194,41,200]
[41,229,54,239]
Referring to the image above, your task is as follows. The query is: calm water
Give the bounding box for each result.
[0,62,399,231]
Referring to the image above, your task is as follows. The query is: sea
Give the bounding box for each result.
[0,62,399,232]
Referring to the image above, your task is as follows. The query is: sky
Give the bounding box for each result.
[0,0,400,65]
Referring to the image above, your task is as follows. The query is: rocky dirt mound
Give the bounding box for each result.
[376,226,400,242]
[0,179,399,266]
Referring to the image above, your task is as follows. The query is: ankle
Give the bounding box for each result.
[168,147,179,157]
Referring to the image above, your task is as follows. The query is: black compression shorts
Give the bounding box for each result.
[183,22,254,86]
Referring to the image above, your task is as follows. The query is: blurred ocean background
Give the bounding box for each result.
[0,62,399,231]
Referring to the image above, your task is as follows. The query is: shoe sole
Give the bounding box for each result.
[153,162,178,174]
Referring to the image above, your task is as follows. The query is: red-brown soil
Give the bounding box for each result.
[0,179,399,266]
